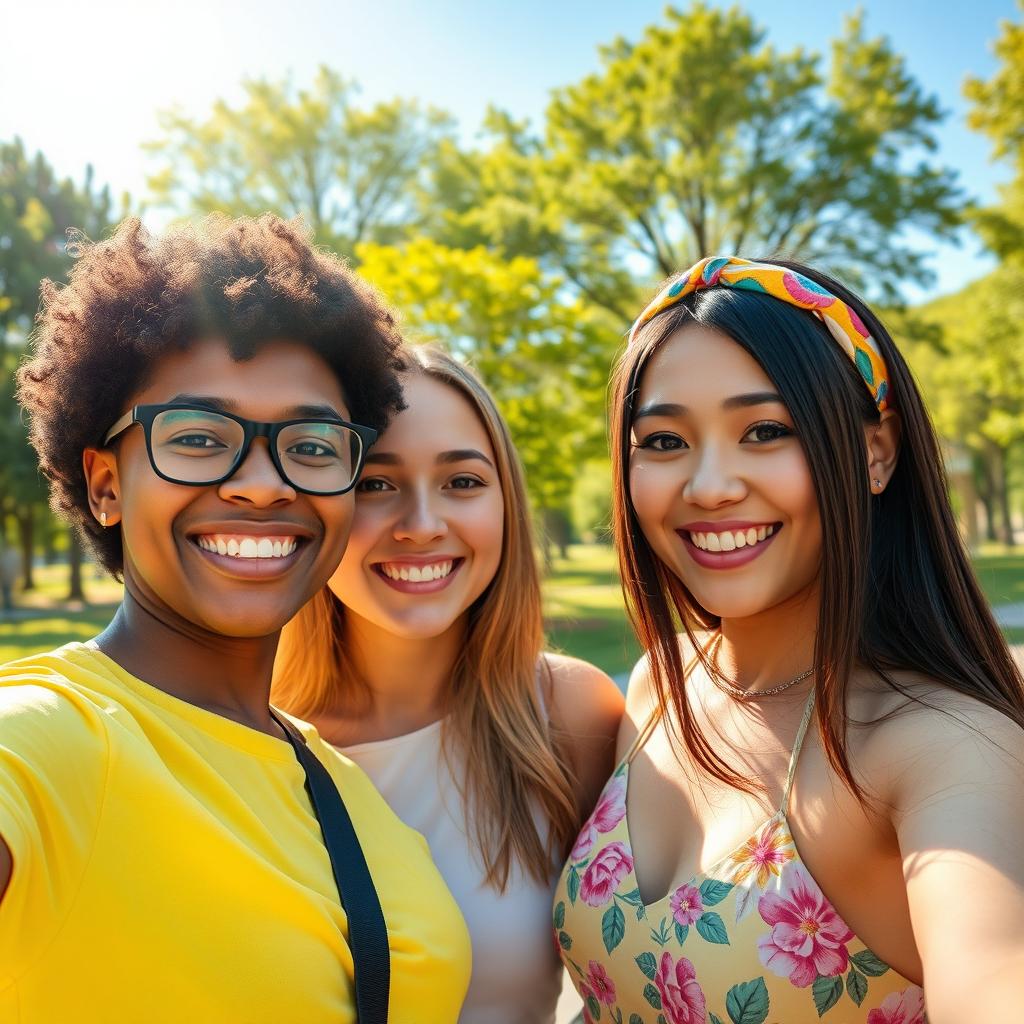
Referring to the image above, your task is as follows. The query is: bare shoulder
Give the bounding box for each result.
[851,674,1024,813]
[623,631,707,717]
[543,652,624,740]
[620,632,707,759]
[543,653,624,813]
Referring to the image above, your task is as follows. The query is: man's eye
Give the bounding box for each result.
[743,422,792,443]
[287,441,337,458]
[635,433,687,452]
[172,434,225,449]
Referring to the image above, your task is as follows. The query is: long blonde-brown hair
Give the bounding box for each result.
[274,346,579,888]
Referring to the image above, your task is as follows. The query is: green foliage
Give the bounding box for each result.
[356,238,615,516]
[965,2,1024,263]
[423,4,961,312]
[145,67,454,258]
[0,141,119,575]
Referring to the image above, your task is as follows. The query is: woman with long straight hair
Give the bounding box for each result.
[274,345,624,1023]
[553,257,1024,1023]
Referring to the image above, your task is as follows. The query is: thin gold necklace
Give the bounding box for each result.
[707,633,814,700]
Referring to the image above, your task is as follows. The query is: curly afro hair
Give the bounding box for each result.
[17,214,406,578]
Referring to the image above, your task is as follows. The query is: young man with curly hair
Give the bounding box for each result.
[0,215,470,1021]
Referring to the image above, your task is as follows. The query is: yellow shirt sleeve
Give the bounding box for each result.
[0,678,110,981]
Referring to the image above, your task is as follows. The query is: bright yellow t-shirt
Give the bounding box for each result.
[0,643,471,1023]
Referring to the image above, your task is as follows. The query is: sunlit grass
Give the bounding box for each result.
[4,543,1024,679]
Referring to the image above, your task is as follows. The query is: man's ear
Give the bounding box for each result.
[865,409,901,494]
[83,448,122,528]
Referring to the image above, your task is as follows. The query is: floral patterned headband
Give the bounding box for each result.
[627,256,892,412]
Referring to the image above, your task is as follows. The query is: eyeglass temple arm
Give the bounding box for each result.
[103,409,135,446]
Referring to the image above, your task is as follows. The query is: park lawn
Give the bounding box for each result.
[4,543,1024,677]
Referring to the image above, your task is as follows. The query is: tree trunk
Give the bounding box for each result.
[67,528,85,602]
[978,450,999,543]
[998,445,1016,547]
[17,506,35,590]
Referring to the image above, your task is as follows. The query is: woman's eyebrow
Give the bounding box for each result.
[634,393,784,419]
[437,449,494,468]
[721,391,785,410]
[364,451,401,465]
[634,401,687,420]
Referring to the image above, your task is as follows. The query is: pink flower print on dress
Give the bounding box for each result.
[571,775,627,861]
[756,863,854,988]
[654,952,707,1024]
[585,961,616,1006]
[866,987,926,1024]
[580,842,634,907]
[669,881,704,927]
[728,816,795,889]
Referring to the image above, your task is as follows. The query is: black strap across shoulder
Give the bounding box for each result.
[271,710,390,1024]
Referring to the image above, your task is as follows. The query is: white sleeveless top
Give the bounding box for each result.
[339,719,563,1023]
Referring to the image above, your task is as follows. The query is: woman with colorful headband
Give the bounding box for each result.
[553,256,1024,1023]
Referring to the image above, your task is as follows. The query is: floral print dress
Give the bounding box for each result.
[553,694,926,1024]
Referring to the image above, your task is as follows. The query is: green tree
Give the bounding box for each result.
[145,67,454,257]
[356,238,615,560]
[0,139,119,597]
[425,5,962,315]
[909,268,1024,546]
[965,1,1024,263]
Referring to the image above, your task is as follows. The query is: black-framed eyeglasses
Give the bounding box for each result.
[103,403,378,496]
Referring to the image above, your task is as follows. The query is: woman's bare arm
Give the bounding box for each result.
[888,698,1024,1023]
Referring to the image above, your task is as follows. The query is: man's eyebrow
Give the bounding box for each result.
[437,449,494,468]
[633,393,785,419]
[164,395,343,419]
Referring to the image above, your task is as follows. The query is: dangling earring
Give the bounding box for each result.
[100,511,107,527]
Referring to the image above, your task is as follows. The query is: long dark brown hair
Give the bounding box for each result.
[610,258,1024,797]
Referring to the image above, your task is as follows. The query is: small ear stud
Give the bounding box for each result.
[873,479,882,492]
[100,511,107,527]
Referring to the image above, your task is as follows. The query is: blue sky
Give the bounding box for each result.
[1,0,1017,301]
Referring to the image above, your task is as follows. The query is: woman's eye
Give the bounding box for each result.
[356,477,393,493]
[636,433,687,452]
[447,475,484,490]
[743,421,792,444]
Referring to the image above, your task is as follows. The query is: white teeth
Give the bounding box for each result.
[197,536,298,559]
[380,560,454,582]
[690,527,777,552]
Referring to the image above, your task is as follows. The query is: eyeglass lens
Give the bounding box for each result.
[150,408,361,493]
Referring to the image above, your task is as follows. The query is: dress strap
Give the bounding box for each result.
[780,691,817,814]
[624,703,664,765]
[623,650,704,765]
